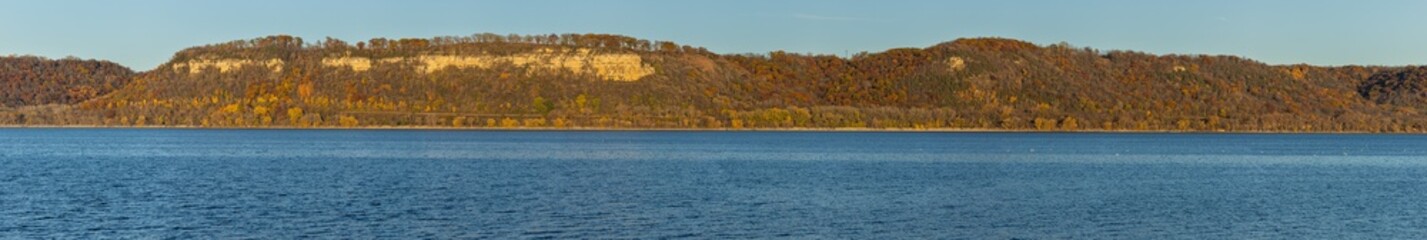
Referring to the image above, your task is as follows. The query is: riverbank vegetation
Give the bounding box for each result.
[4,34,1427,132]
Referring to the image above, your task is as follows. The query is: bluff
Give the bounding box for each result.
[9,34,1427,132]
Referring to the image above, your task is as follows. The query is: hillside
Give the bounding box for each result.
[0,56,133,106]
[5,34,1427,132]
[0,56,133,124]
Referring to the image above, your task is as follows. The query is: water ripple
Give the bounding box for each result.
[1,130,1427,238]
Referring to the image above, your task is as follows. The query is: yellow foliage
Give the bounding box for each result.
[297,82,314,100]
[1288,67,1308,80]
[310,96,333,108]
[253,106,271,116]
[338,116,360,127]
[596,117,611,127]
[220,104,242,114]
[287,108,304,126]
[575,94,588,111]
[706,118,724,128]
[1033,118,1057,130]
[500,118,519,128]
[522,118,546,127]
[1061,116,1079,130]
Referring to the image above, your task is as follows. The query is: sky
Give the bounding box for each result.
[2,0,1425,70]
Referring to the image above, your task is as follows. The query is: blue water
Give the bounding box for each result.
[2,129,1427,238]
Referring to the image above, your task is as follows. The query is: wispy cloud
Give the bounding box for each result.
[793,13,870,22]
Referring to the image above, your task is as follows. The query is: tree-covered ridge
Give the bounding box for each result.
[3,34,1425,132]
[83,34,753,128]
[1360,67,1427,106]
[0,56,133,107]
[718,38,1416,132]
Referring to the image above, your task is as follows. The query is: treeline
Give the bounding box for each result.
[0,56,133,107]
[1360,67,1427,106]
[76,34,752,128]
[5,34,1427,132]
[702,38,1416,132]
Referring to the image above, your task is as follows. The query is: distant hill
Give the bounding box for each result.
[1360,67,1427,106]
[0,56,132,124]
[4,34,1426,132]
[0,56,132,107]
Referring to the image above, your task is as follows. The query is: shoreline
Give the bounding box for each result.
[0,124,1398,134]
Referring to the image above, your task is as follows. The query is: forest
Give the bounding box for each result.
[2,33,1426,132]
[0,56,132,107]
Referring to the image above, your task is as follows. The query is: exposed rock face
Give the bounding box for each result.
[321,57,373,72]
[317,49,655,81]
[947,57,966,71]
[172,58,284,74]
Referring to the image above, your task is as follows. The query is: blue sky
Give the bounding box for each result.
[2,0,1424,70]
